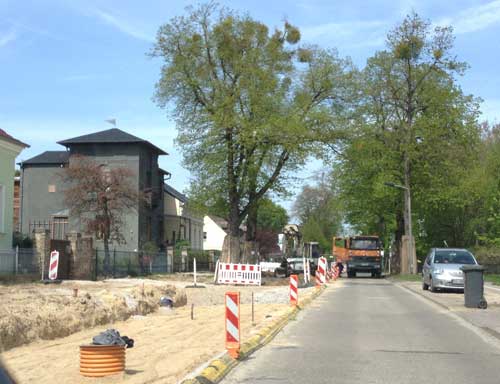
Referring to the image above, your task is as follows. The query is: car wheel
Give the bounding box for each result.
[422,280,429,290]
[430,278,437,292]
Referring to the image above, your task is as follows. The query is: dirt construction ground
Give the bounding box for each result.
[0,274,315,383]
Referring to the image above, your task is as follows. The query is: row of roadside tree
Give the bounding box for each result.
[151,3,499,271]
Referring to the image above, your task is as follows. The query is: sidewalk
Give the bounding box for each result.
[396,280,500,339]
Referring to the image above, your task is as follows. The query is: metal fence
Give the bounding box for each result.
[0,248,38,275]
[95,249,221,278]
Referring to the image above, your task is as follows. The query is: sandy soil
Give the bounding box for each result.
[0,279,186,351]
[0,275,316,383]
[2,302,288,384]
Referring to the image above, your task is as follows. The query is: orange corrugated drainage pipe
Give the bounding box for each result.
[80,345,126,377]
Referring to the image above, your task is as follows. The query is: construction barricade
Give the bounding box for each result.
[316,257,327,286]
[225,291,240,358]
[289,274,299,306]
[217,263,262,286]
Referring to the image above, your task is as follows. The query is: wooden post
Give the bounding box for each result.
[15,246,19,275]
[193,257,197,287]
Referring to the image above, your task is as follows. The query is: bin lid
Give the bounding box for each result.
[460,264,485,272]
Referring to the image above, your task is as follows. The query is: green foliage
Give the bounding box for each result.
[471,246,500,265]
[484,274,500,286]
[142,241,159,255]
[335,12,483,266]
[301,216,331,251]
[256,198,289,232]
[293,174,342,251]
[175,239,191,250]
[152,2,351,249]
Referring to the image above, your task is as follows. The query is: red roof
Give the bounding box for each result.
[0,129,29,148]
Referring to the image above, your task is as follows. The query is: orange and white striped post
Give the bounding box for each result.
[225,291,240,358]
[318,257,327,284]
[289,274,299,306]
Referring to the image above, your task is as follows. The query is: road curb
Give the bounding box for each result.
[180,285,327,384]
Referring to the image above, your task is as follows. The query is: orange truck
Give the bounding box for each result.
[333,235,383,278]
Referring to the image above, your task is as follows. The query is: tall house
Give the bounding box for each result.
[0,129,28,249]
[20,128,167,251]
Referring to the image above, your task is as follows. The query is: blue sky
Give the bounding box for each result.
[2,0,500,210]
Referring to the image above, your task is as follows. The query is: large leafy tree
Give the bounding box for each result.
[474,123,500,248]
[336,13,481,273]
[152,3,350,262]
[292,174,343,252]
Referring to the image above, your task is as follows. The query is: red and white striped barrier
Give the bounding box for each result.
[315,271,322,287]
[333,264,340,280]
[289,274,299,306]
[225,291,240,358]
[48,250,59,280]
[217,263,261,286]
[316,257,327,285]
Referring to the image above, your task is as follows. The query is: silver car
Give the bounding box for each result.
[422,248,478,292]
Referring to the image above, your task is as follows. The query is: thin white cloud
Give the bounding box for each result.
[2,18,64,41]
[301,20,386,49]
[91,8,154,42]
[437,0,500,34]
[0,28,16,47]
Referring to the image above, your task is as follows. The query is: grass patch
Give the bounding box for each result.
[389,274,422,282]
[484,274,500,286]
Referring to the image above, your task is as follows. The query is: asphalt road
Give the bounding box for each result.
[221,278,500,384]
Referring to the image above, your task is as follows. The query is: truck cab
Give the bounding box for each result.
[333,236,383,278]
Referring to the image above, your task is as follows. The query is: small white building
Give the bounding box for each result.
[163,184,203,250]
[202,215,248,252]
[203,215,228,251]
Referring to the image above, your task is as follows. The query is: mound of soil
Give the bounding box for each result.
[0,283,186,352]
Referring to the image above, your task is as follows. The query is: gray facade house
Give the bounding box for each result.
[19,151,69,238]
[20,128,168,251]
[163,184,203,250]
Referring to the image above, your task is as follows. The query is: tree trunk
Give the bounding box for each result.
[242,200,258,263]
[392,210,404,274]
[221,198,242,263]
[221,234,241,263]
[103,236,111,276]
